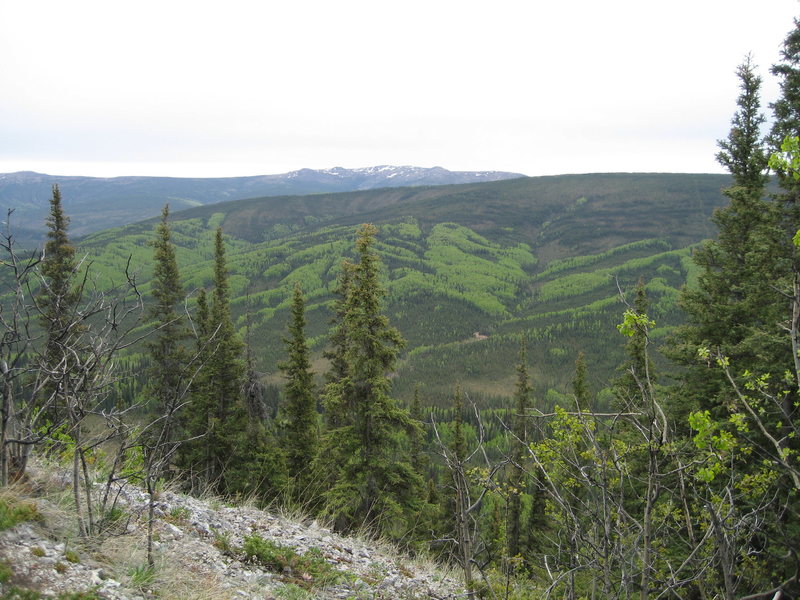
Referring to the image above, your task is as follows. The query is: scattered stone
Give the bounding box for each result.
[0,462,465,600]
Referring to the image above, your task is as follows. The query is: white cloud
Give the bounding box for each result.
[1,0,798,177]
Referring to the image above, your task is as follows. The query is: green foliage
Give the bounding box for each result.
[536,247,687,303]
[279,282,318,488]
[38,183,83,424]
[769,135,800,179]
[507,340,533,561]
[319,224,423,538]
[212,529,234,554]
[571,351,591,410]
[39,184,79,317]
[177,228,285,498]
[688,409,740,483]
[274,584,314,600]
[532,238,671,281]
[617,308,655,338]
[0,587,41,600]
[142,204,191,491]
[242,534,342,589]
[165,506,190,524]
[72,172,727,398]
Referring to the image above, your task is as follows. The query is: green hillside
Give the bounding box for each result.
[77,173,730,403]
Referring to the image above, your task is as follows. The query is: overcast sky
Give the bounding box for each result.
[1,1,798,178]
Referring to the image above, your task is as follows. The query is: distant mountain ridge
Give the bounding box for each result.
[284,165,523,189]
[0,166,525,244]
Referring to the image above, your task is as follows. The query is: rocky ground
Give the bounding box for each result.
[0,464,466,599]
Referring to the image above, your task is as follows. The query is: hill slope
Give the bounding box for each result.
[0,166,524,245]
[77,173,730,404]
[0,459,465,599]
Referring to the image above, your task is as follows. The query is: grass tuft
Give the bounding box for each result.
[242,534,343,589]
[0,498,41,531]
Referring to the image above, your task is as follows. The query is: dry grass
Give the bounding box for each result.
[96,518,246,600]
[153,569,235,600]
[3,455,465,600]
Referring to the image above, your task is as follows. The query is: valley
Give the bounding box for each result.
[73,172,730,404]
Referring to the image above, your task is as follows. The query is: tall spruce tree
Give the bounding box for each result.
[146,205,189,432]
[763,22,800,591]
[181,228,247,492]
[507,340,531,562]
[38,184,81,424]
[770,19,800,400]
[671,56,777,415]
[670,43,800,595]
[320,224,422,536]
[279,282,318,490]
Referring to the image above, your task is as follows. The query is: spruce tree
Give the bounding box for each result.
[320,224,422,536]
[770,19,800,395]
[243,303,268,423]
[208,228,249,492]
[40,185,78,320]
[507,340,531,562]
[409,385,428,478]
[571,351,591,411]
[38,184,81,423]
[450,385,466,464]
[321,260,353,429]
[146,205,189,433]
[771,20,800,151]
[323,261,353,386]
[671,56,777,416]
[279,282,318,490]
[181,228,247,492]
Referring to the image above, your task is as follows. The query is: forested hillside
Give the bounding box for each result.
[4,18,800,600]
[78,172,730,403]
